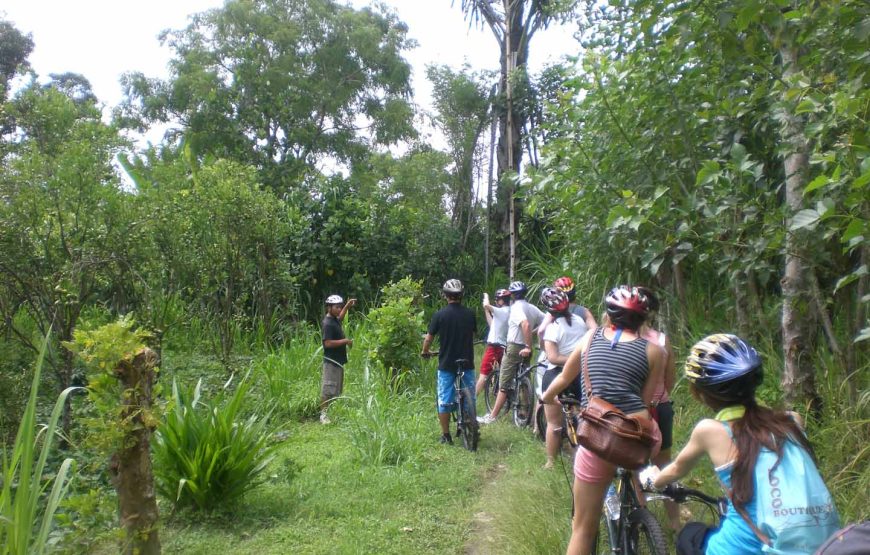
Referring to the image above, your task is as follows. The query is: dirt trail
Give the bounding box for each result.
[463,462,508,555]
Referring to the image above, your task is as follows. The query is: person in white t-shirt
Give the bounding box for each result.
[540,287,587,468]
[479,281,544,424]
[475,288,511,396]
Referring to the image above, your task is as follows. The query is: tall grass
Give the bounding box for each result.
[152,374,277,512]
[0,334,77,555]
[252,325,323,420]
[345,361,432,467]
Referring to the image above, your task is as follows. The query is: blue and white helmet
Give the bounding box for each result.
[325,294,344,305]
[685,334,763,400]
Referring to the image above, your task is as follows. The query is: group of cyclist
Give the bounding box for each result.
[324,276,841,554]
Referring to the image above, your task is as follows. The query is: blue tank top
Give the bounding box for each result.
[705,421,763,555]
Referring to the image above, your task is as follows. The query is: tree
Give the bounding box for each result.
[426,64,494,249]
[0,83,130,435]
[454,0,575,275]
[118,0,417,194]
[0,19,33,103]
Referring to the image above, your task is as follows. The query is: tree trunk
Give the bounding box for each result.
[109,347,161,555]
[776,43,822,416]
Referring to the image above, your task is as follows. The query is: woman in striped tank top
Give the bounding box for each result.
[542,285,668,555]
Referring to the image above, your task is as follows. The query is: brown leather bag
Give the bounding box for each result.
[574,348,657,469]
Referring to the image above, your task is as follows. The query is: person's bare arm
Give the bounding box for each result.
[544,340,567,366]
[584,309,598,330]
[662,335,676,394]
[338,298,356,322]
[324,338,352,348]
[519,319,533,357]
[421,333,434,356]
[541,330,592,403]
[653,420,715,487]
[641,343,666,406]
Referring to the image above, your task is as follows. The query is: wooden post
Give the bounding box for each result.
[109,347,161,555]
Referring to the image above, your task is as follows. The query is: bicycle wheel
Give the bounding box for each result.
[625,508,668,555]
[484,367,499,413]
[458,388,479,451]
[513,376,533,427]
[591,512,617,555]
[535,402,547,441]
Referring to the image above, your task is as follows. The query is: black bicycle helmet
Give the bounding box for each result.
[604,285,650,330]
[685,334,763,401]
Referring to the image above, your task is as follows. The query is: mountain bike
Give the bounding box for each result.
[558,398,667,555]
[505,359,543,427]
[483,359,501,413]
[644,483,726,546]
[423,352,479,451]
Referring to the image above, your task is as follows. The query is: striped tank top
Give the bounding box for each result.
[581,327,650,414]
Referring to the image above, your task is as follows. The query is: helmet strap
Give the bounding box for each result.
[610,327,623,349]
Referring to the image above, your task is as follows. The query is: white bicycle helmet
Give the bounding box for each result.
[325,294,344,305]
[442,279,464,294]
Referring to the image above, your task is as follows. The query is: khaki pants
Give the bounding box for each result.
[321,360,344,404]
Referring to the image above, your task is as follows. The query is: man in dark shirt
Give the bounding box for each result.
[320,294,355,424]
[421,279,477,444]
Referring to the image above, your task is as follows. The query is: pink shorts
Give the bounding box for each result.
[479,344,504,376]
[573,419,662,483]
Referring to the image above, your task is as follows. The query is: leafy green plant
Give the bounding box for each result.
[366,278,425,387]
[153,374,278,511]
[0,334,77,555]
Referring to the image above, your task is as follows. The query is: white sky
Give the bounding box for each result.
[1,1,581,147]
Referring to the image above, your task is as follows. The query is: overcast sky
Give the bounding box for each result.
[1,1,580,146]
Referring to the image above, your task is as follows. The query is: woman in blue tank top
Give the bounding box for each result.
[640,334,836,554]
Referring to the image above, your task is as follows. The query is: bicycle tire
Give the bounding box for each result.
[484,366,500,413]
[513,376,533,427]
[626,507,668,555]
[458,388,479,451]
[591,512,617,555]
[535,402,547,441]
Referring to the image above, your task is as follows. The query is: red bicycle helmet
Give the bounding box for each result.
[495,288,511,300]
[553,276,576,301]
[540,287,569,314]
[604,285,650,330]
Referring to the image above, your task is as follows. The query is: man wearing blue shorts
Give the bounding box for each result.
[421,279,477,445]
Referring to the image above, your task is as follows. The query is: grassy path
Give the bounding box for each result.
[159,415,568,554]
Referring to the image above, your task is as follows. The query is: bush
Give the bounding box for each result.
[367,278,425,387]
[153,374,277,512]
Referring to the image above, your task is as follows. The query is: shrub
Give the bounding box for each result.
[152,374,277,512]
[366,277,425,387]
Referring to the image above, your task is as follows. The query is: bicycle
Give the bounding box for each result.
[495,358,543,427]
[558,398,667,555]
[423,352,479,451]
[643,482,726,547]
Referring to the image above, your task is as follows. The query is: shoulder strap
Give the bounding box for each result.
[582,346,594,399]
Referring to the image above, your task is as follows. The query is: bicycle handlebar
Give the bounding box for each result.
[654,483,726,515]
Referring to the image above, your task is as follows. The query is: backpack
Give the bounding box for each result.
[737,437,840,555]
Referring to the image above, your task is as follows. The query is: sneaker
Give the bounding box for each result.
[477,413,496,425]
[320,412,331,425]
[439,433,453,445]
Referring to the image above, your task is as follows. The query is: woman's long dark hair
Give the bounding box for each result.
[694,385,817,512]
[555,308,573,326]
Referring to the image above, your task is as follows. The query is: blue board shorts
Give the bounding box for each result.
[436,368,476,413]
